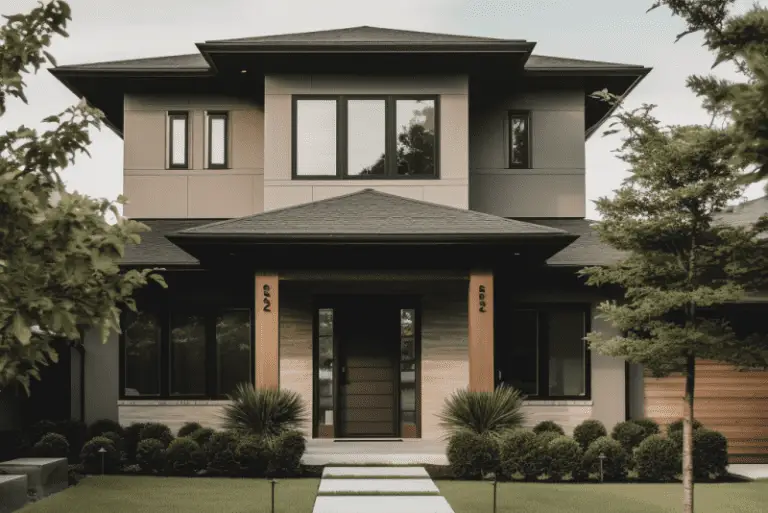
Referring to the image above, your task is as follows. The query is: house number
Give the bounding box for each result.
[479,285,487,313]
[262,284,272,312]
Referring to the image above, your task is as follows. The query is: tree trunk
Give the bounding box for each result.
[683,353,695,513]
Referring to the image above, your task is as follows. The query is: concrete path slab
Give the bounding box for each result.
[729,464,768,480]
[322,466,430,478]
[313,495,454,513]
[318,478,439,495]
[0,475,29,513]
[0,457,67,497]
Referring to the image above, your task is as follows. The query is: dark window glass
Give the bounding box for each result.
[170,313,206,395]
[348,99,386,176]
[317,308,335,432]
[500,310,538,396]
[216,310,251,395]
[169,112,189,168]
[396,99,436,176]
[508,112,530,168]
[548,310,586,397]
[123,312,161,396]
[295,99,337,176]
[400,308,417,433]
[208,113,228,168]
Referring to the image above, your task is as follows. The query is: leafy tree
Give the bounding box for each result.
[0,1,164,393]
[583,92,768,512]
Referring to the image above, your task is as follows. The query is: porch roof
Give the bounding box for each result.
[169,189,571,243]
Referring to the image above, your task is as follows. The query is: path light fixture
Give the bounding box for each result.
[599,452,606,483]
[270,479,279,513]
[98,447,107,475]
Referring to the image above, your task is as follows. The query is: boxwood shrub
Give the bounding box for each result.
[86,419,124,440]
[533,421,565,436]
[123,423,147,463]
[136,438,166,473]
[572,420,607,451]
[139,423,173,447]
[583,436,628,482]
[634,435,680,482]
[447,431,499,480]
[631,418,661,438]
[32,433,69,458]
[190,427,215,447]
[80,436,120,474]
[165,437,205,476]
[236,435,272,477]
[100,431,124,453]
[498,430,543,481]
[545,436,582,482]
[205,431,241,476]
[611,421,647,454]
[693,429,728,480]
[177,422,203,438]
[268,430,307,477]
[667,418,704,436]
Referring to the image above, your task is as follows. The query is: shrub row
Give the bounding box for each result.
[447,418,728,482]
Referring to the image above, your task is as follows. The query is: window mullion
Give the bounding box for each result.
[538,310,550,399]
[160,309,170,398]
[386,96,395,177]
[206,312,218,398]
[338,97,346,178]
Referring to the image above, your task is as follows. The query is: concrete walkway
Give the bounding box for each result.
[302,439,448,466]
[728,464,768,480]
[312,466,454,513]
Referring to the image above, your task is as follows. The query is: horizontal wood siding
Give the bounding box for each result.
[644,360,768,462]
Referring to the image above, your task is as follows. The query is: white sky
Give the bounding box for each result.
[2,0,764,218]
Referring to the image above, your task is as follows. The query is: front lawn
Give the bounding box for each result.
[20,476,319,513]
[438,481,768,513]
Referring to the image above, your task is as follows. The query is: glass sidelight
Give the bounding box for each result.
[400,308,418,437]
[316,308,335,437]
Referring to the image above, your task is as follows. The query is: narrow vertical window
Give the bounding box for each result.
[216,310,251,395]
[170,313,206,395]
[168,112,189,169]
[508,111,530,168]
[400,308,417,436]
[208,112,228,168]
[548,309,587,397]
[123,311,161,396]
[317,308,335,437]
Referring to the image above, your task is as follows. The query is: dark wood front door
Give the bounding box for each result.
[336,299,399,438]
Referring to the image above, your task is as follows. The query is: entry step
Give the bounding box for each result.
[313,495,454,513]
[322,466,430,478]
[318,478,439,495]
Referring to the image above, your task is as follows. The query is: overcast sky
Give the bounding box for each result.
[2,0,764,218]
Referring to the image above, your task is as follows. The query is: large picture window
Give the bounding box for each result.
[120,308,252,399]
[293,96,439,179]
[496,305,589,399]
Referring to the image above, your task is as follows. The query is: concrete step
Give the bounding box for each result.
[0,475,29,513]
[313,495,454,513]
[0,458,68,498]
[318,478,439,495]
[322,466,430,478]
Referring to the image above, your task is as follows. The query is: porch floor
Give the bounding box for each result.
[301,439,448,466]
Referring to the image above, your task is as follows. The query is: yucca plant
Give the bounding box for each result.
[438,386,526,438]
[221,384,308,438]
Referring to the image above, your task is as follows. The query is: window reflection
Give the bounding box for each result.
[548,310,586,397]
[317,309,334,433]
[296,100,337,176]
[508,112,530,168]
[170,313,206,395]
[400,308,417,435]
[396,100,436,176]
[348,100,386,176]
[216,310,251,396]
[124,312,161,396]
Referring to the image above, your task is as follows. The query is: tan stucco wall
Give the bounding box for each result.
[263,75,469,211]
[123,94,264,219]
[469,87,586,218]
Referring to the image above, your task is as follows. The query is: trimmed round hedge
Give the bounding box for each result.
[136,438,166,473]
[32,433,69,458]
[693,429,728,480]
[583,436,628,482]
[546,436,583,482]
[236,436,272,477]
[101,431,124,452]
[611,421,647,453]
[80,436,120,474]
[667,418,704,436]
[631,418,661,438]
[189,427,215,447]
[86,419,124,440]
[123,423,148,463]
[139,423,173,446]
[205,431,240,476]
[268,430,307,476]
[498,430,543,481]
[447,431,499,480]
[635,435,679,482]
[573,420,607,451]
[177,422,203,438]
[533,421,565,436]
[166,437,205,476]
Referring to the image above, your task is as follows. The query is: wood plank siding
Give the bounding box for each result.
[644,360,768,463]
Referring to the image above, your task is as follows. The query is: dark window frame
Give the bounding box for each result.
[496,303,591,401]
[168,111,190,169]
[119,307,254,400]
[507,110,531,169]
[207,111,229,169]
[292,95,440,180]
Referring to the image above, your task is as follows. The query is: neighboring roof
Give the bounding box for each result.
[122,219,208,266]
[175,189,570,241]
[207,26,516,44]
[526,219,627,266]
[719,196,768,228]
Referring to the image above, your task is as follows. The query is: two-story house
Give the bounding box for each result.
[50,26,653,442]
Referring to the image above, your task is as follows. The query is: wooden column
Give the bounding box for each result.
[468,270,494,392]
[255,274,279,389]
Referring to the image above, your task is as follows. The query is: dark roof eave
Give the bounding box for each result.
[196,41,536,54]
[167,232,577,244]
[524,66,651,76]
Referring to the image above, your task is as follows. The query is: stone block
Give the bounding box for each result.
[0,458,67,497]
[0,474,28,513]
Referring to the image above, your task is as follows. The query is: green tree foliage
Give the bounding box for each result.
[0,1,165,392]
[650,1,768,183]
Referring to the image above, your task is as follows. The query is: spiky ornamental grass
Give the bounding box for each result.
[438,386,526,438]
[221,384,308,438]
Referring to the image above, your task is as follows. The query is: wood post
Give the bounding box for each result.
[255,274,279,389]
[468,270,494,392]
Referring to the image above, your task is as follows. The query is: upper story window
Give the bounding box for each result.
[508,111,531,169]
[168,112,189,169]
[293,96,439,179]
[207,112,229,169]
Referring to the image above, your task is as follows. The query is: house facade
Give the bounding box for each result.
[49,26,655,441]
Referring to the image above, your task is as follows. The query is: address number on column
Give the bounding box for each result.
[479,285,487,313]
[262,284,272,312]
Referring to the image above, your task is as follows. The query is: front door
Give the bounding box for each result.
[336,299,399,438]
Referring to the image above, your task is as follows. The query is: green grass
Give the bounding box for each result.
[20,476,320,513]
[438,481,768,513]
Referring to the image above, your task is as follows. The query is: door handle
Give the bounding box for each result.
[497,370,503,381]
